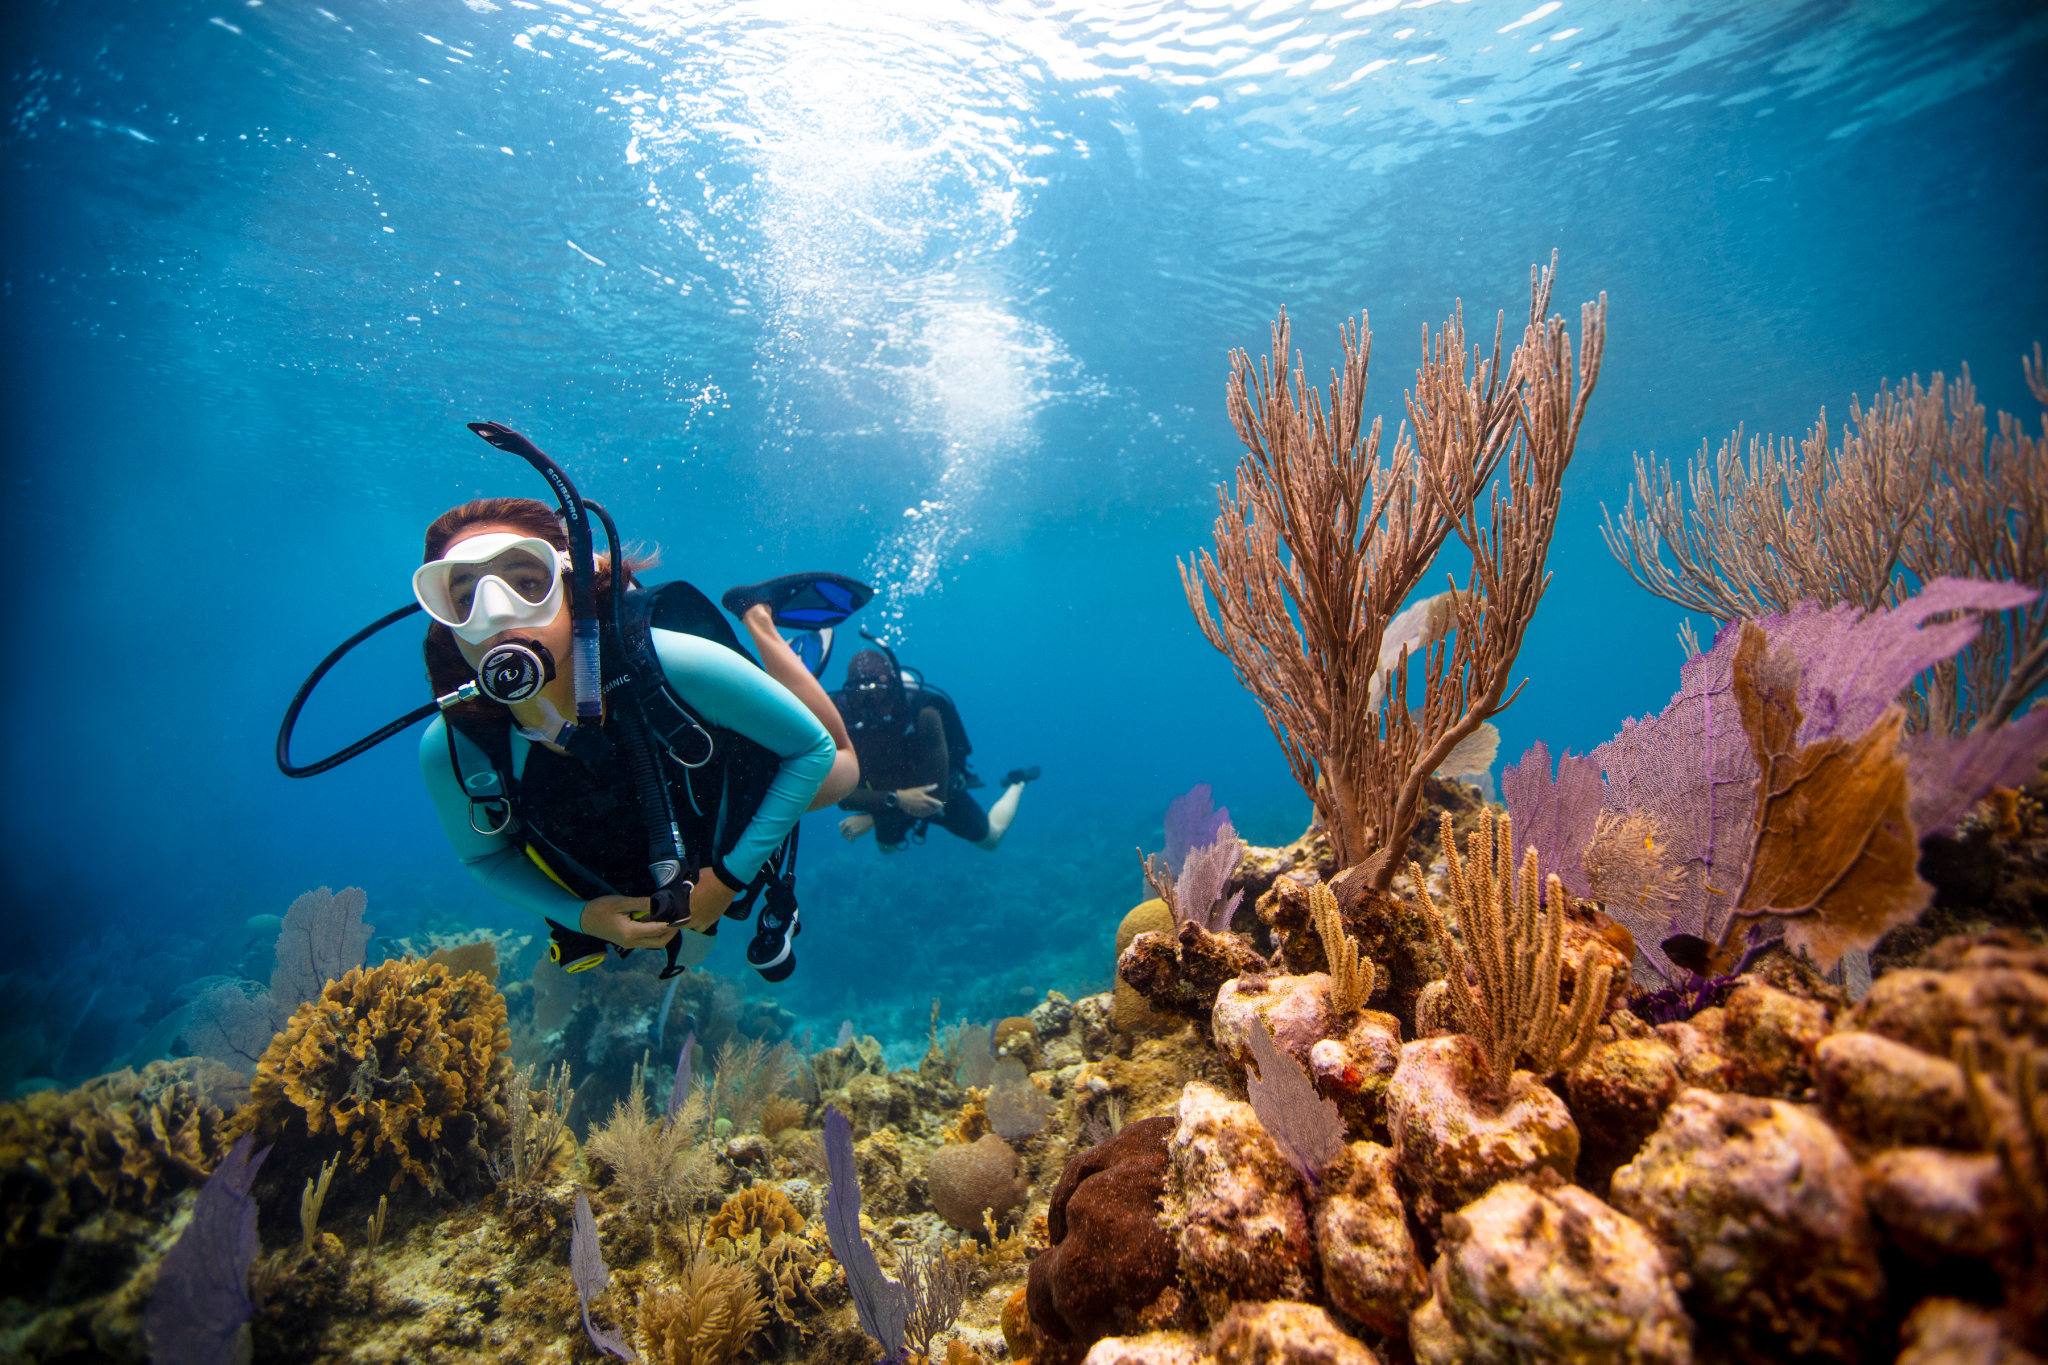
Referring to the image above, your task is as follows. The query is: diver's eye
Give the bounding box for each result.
[448,570,480,616]
[509,570,552,602]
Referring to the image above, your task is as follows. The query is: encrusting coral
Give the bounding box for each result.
[236,956,512,1193]
[0,1057,235,1277]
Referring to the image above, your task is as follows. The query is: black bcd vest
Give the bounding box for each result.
[445,581,788,901]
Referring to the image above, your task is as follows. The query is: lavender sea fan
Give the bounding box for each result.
[824,1105,909,1362]
[1245,1019,1347,1187]
[571,1189,638,1362]
[1163,783,1232,875]
[143,1133,271,1365]
[662,1029,695,1135]
[1501,740,1602,901]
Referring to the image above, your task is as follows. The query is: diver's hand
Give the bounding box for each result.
[580,895,677,950]
[686,869,736,931]
[840,813,874,842]
[895,784,946,818]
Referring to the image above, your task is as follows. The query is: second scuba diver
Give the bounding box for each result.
[832,647,1038,852]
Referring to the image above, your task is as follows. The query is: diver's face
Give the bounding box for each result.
[845,673,898,726]
[446,524,572,670]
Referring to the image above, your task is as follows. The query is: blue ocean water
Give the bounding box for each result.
[3,0,2044,1067]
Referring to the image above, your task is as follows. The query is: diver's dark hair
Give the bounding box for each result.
[421,497,658,713]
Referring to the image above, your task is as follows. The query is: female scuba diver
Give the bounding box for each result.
[414,495,869,982]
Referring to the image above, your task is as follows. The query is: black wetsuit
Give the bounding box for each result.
[838,697,988,848]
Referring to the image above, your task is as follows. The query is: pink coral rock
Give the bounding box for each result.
[1081,1332,1210,1365]
[1715,981,1833,1100]
[1848,949,2048,1081]
[1609,1088,1885,1363]
[1310,1141,1428,1340]
[1211,973,1333,1070]
[1385,1035,1579,1233]
[1410,1176,1692,1365]
[1893,1297,2046,1365]
[1862,1146,2011,1263]
[1210,1301,1378,1365]
[1565,1034,1681,1190]
[1160,1082,1317,1319]
[1814,1030,1973,1149]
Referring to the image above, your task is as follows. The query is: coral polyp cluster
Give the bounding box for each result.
[237,957,512,1193]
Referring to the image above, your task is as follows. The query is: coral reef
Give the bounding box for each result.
[236,957,512,1194]
[6,789,2043,1365]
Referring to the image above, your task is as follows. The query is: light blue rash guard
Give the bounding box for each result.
[418,627,835,922]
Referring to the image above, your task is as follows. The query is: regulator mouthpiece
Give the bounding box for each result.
[477,639,556,705]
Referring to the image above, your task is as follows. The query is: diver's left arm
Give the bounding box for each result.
[654,628,835,925]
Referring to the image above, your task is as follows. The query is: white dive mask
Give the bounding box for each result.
[412,533,570,644]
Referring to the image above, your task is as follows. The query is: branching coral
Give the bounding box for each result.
[501,1061,575,1190]
[1412,810,1614,1096]
[1309,881,1376,1015]
[586,1054,718,1219]
[236,957,511,1193]
[1182,255,1605,885]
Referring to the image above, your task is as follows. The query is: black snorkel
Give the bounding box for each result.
[464,422,602,723]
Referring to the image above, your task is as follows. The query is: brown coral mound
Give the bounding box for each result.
[1028,1116,1182,1365]
[0,1058,234,1276]
[238,957,512,1193]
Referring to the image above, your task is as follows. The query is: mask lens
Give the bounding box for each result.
[479,547,557,605]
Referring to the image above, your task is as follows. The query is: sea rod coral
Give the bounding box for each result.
[1182,252,1605,886]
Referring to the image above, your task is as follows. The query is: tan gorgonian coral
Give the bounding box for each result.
[757,1095,807,1140]
[1309,880,1376,1014]
[1411,810,1614,1096]
[1603,343,2048,733]
[503,1060,575,1190]
[702,1037,794,1135]
[1182,254,1606,885]
[238,957,512,1192]
[1581,810,1684,925]
[585,1056,718,1219]
[637,1253,767,1365]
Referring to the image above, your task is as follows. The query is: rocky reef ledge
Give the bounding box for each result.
[3,789,2045,1365]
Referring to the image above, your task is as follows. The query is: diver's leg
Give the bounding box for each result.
[975,781,1026,850]
[742,604,859,808]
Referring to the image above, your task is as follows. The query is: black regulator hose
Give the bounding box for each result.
[277,602,447,777]
[581,496,686,892]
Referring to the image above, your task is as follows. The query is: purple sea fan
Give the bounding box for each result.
[1164,783,1233,875]
[823,1105,910,1362]
[1500,740,1602,902]
[571,1189,638,1362]
[1244,1019,1346,1187]
[144,1133,270,1365]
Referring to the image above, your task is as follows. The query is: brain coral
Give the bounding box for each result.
[928,1133,1028,1233]
[238,957,512,1193]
